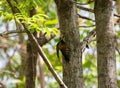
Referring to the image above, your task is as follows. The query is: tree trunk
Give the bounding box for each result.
[25,8,37,88]
[94,0,117,88]
[54,0,84,88]
[25,42,37,88]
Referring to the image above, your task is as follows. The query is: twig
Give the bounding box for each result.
[0,70,17,77]
[78,13,95,22]
[77,5,94,13]
[116,47,120,55]
[114,14,120,18]
[0,30,25,37]
[79,25,95,28]
[76,0,94,5]
[81,29,96,52]
[81,29,120,55]
[77,5,120,18]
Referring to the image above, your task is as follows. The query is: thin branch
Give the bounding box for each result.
[81,29,120,55]
[0,29,55,45]
[79,25,95,28]
[114,14,120,18]
[37,32,55,46]
[116,47,120,55]
[78,13,95,22]
[76,0,116,6]
[0,30,25,37]
[77,5,94,13]
[76,0,94,5]
[81,29,96,52]
[77,5,120,18]
[25,27,67,88]
[0,70,17,77]
[6,0,67,87]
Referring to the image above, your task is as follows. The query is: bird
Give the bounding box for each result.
[56,39,70,62]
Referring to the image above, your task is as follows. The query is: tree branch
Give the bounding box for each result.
[78,13,95,22]
[6,0,67,88]
[81,29,96,52]
[0,30,25,37]
[0,29,55,47]
[79,25,95,28]
[77,5,120,18]
[76,0,94,5]
[77,5,94,13]
[81,29,120,55]
[24,26,67,88]
[0,70,17,78]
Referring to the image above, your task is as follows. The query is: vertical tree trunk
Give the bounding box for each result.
[54,0,84,88]
[25,42,37,88]
[94,0,117,88]
[25,8,37,88]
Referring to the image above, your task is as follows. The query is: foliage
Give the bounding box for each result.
[0,0,120,88]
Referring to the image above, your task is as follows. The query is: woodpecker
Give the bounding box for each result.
[56,39,70,62]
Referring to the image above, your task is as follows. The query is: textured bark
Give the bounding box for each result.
[25,42,37,88]
[25,7,55,88]
[94,0,117,88]
[25,8,37,88]
[54,0,84,88]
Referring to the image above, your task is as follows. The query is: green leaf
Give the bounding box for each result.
[55,66,62,71]
[46,28,51,37]
[52,28,59,35]
[44,19,58,26]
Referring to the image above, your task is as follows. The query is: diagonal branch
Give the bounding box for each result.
[78,14,95,22]
[26,29,67,88]
[77,5,94,13]
[81,29,120,55]
[81,29,96,52]
[6,0,67,88]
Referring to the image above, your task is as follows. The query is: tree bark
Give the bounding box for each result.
[54,0,84,88]
[25,42,37,88]
[25,8,37,88]
[94,0,117,88]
